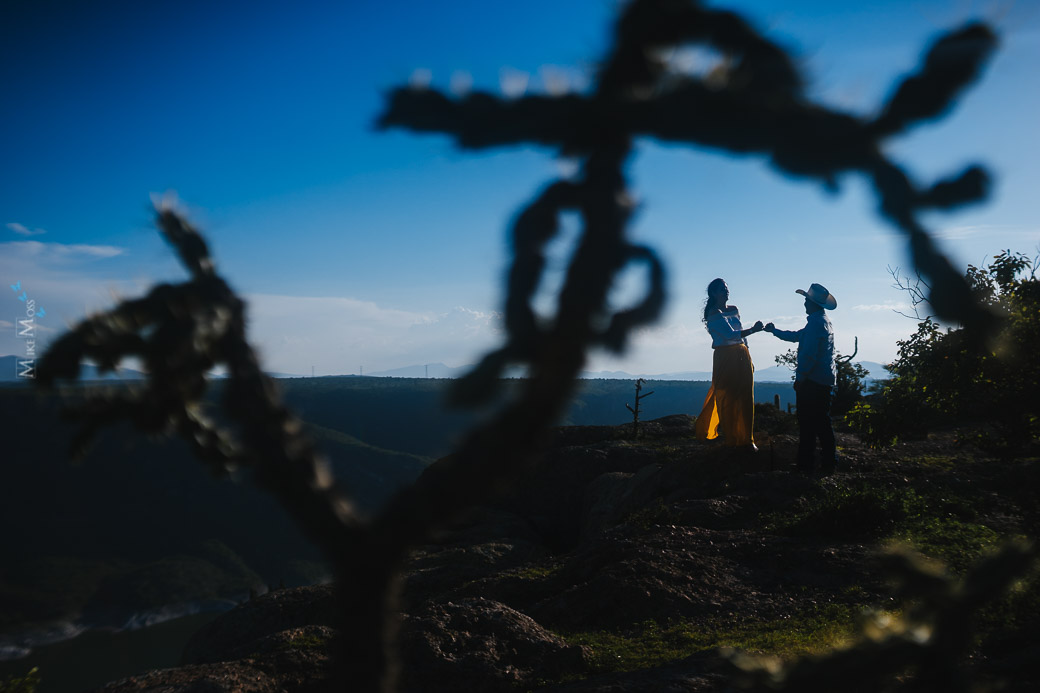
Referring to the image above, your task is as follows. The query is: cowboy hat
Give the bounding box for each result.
[796,283,837,310]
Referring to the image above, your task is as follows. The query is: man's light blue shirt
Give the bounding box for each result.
[771,311,835,387]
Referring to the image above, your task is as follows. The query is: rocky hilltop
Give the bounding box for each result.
[94,410,1040,692]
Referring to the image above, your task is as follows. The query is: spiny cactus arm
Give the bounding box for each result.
[378,4,998,335]
[504,180,584,343]
[445,179,585,406]
[378,146,644,551]
[38,207,380,687]
[596,0,803,98]
[36,208,366,545]
[871,23,998,138]
[916,165,990,211]
[600,244,666,353]
[378,17,993,179]
[377,89,587,150]
[36,280,231,465]
[52,393,242,478]
[540,145,669,367]
[35,291,163,386]
[219,322,365,553]
[57,394,153,462]
[177,404,247,476]
[157,207,217,278]
[451,145,664,405]
[871,161,994,334]
[376,1,804,150]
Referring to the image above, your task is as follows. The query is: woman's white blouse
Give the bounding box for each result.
[706,308,746,348]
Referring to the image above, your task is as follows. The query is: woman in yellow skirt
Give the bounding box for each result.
[695,278,764,451]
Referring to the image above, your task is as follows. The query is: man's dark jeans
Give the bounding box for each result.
[796,380,836,472]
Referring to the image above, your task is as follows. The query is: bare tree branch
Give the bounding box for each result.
[889,264,934,321]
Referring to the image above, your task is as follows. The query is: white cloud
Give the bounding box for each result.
[2,240,126,260]
[244,294,503,375]
[0,245,146,358]
[935,224,1040,242]
[628,321,711,350]
[6,222,47,236]
[408,305,502,338]
[852,301,910,312]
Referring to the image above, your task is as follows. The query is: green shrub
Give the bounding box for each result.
[844,400,898,447]
[0,668,40,693]
[974,564,1040,651]
[849,251,1040,447]
[767,483,925,540]
[560,604,862,674]
[896,518,1006,573]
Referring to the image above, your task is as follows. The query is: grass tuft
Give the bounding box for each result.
[558,604,862,674]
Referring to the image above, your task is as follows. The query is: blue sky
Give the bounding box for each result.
[3,0,1038,377]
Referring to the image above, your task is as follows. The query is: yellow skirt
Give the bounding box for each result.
[694,343,755,446]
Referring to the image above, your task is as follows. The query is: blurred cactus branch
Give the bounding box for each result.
[381,140,662,542]
[36,208,363,531]
[35,208,386,684]
[379,1,997,335]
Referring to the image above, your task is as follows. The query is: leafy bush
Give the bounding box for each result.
[0,668,39,693]
[848,250,1040,447]
[767,482,926,539]
[975,563,1040,654]
[560,605,861,673]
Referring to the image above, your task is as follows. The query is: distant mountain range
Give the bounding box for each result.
[366,362,469,379]
[368,361,893,383]
[2,356,893,385]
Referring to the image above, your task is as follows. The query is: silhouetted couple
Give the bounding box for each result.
[695,278,837,474]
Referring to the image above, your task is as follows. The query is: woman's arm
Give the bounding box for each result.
[741,320,764,338]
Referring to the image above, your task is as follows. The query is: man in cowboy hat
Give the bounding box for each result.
[764,283,837,474]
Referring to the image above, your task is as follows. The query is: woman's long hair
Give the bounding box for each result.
[703,277,726,325]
